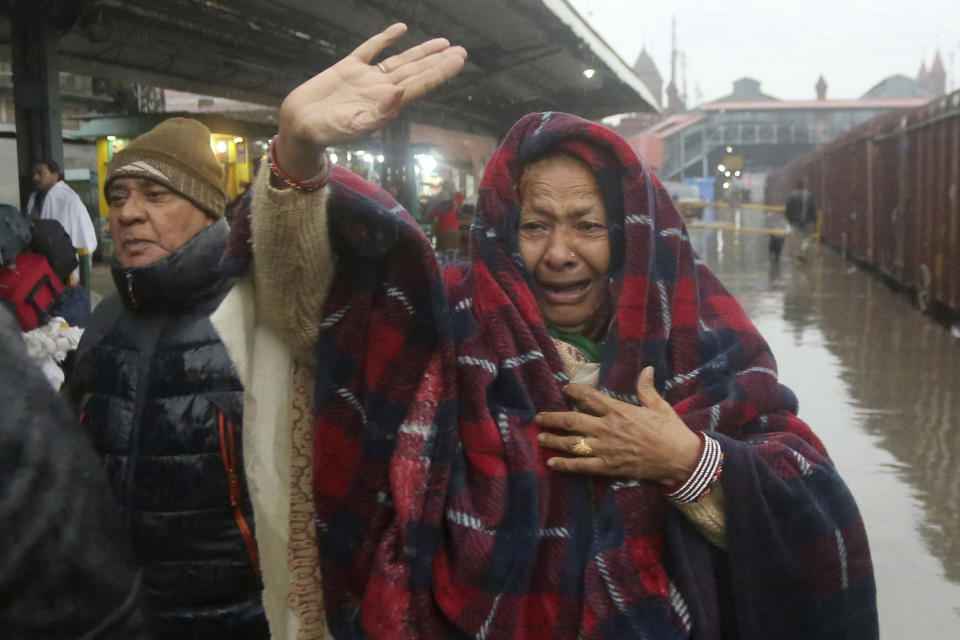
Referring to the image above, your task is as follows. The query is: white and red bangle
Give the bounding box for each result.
[266,134,330,192]
[665,432,724,504]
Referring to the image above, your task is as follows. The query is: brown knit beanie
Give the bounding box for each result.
[105,118,226,219]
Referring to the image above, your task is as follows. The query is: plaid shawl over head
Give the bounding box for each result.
[236,112,876,638]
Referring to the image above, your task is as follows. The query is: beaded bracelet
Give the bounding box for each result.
[266,135,329,192]
[665,432,724,504]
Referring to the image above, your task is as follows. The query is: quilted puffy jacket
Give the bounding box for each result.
[69,219,268,640]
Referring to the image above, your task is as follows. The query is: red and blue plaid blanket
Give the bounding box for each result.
[226,112,877,639]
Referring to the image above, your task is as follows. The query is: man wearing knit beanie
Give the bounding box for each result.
[69,118,268,639]
[104,117,227,267]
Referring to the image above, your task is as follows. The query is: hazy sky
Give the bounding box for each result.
[568,0,959,105]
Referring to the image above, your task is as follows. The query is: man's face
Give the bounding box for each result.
[107,177,213,267]
[518,154,610,335]
[32,164,59,192]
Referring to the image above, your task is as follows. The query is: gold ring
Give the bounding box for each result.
[376,62,389,74]
[572,437,594,456]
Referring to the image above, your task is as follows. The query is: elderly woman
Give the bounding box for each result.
[215,24,877,640]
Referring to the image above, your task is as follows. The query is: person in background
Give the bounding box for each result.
[784,180,818,261]
[26,158,97,282]
[215,24,877,639]
[424,180,464,265]
[68,117,267,640]
[0,306,145,640]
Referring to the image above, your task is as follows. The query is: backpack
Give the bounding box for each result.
[0,252,65,331]
[49,285,91,328]
[30,219,78,284]
[0,204,32,267]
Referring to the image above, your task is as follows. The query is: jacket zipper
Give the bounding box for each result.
[124,271,138,308]
[122,318,164,529]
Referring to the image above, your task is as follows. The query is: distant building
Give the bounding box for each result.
[627,76,929,184]
[866,52,947,99]
[615,49,942,195]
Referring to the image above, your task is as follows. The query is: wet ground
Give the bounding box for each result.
[690,209,960,638]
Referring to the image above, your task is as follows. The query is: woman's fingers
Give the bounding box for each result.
[537,432,598,454]
[535,410,602,435]
[378,37,454,76]
[545,454,609,475]
[562,383,616,416]
[352,23,408,63]
[395,47,467,105]
[636,366,669,412]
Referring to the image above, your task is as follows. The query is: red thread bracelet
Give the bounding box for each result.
[267,135,329,192]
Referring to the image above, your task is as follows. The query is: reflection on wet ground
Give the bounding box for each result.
[690,210,960,637]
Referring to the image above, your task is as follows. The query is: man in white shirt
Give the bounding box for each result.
[26,159,98,283]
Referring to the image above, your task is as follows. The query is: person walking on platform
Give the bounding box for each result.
[26,159,97,282]
[425,180,464,265]
[68,118,267,640]
[785,180,818,261]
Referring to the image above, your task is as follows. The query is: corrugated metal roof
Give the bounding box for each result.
[0,0,659,135]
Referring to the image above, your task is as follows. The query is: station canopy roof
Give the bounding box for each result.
[1,0,659,137]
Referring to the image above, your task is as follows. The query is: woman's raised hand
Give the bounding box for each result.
[536,367,703,485]
[275,23,467,181]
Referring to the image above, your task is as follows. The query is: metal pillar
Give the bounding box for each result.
[701,128,708,177]
[10,16,63,211]
[382,117,420,220]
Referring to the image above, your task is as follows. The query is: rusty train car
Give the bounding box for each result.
[766,89,960,317]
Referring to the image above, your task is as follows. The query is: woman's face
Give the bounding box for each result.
[518,154,610,335]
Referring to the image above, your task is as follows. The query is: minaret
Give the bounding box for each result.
[928,51,946,96]
[917,60,929,93]
[665,16,684,113]
[632,46,663,108]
